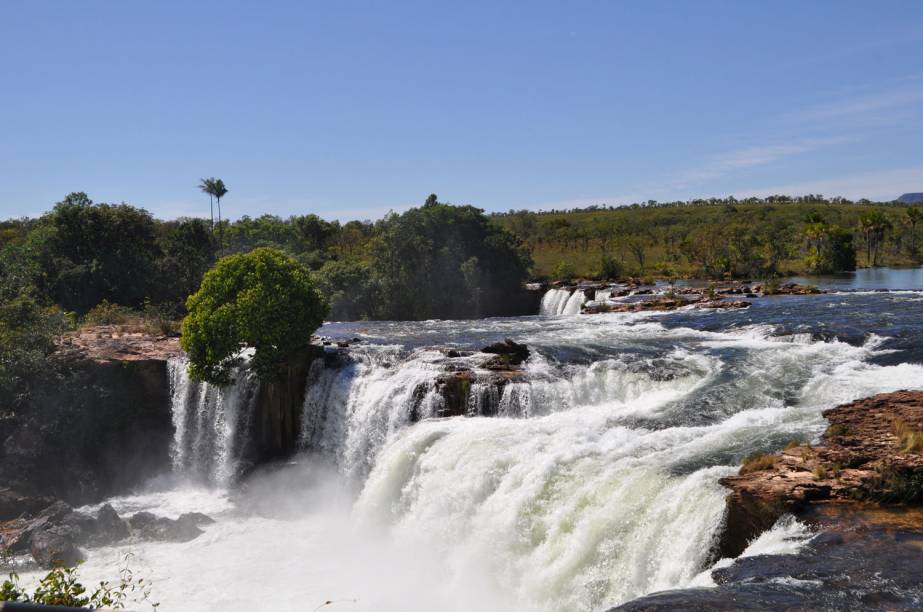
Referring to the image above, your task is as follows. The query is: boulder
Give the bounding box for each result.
[129,511,205,543]
[481,339,530,367]
[30,527,84,568]
[93,503,130,545]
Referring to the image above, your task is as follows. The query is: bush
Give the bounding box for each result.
[83,300,136,326]
[553,260,577,280]
[596,253,621,280]
[0,294,71,405]
[0,559,156,609]
[181,247,329,384]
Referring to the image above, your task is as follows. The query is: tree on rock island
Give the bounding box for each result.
[180,247,328,385]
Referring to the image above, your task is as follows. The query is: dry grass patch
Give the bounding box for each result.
[740,452,779,475]
[891,419,923,454]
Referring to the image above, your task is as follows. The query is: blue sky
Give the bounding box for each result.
[2,0,922,221]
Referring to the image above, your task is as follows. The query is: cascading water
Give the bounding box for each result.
[167,357,260,486]
[539,288,576,315]
[49,289,923,611]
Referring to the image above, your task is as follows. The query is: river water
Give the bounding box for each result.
[29,275,923,611]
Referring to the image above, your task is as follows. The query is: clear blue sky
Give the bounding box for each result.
[2,0,922,221]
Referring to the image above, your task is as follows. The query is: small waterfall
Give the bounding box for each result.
[299,347,446,482]
[540,288,586,315]
[167,357,260,486]
[562,289,586,315]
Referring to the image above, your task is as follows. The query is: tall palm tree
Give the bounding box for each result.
[198,177,229,233]
[858,211,890,267]
[907,207,921,255]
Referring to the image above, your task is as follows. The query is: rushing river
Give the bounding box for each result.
[30,283,923,611]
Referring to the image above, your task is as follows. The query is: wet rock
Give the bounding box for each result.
[93,503,129,545]
[30,527,84,568]
[129,511,204,542]
[615,506,923,611]
[178,512,215,526]
[0,488,55,522]
[481,339,530,367]
[694,299,751,310]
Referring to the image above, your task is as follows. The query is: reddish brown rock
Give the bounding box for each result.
[55,325,181,363]
[717,390,923,557]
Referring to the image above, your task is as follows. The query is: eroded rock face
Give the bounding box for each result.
[717,390,923,557]
[1,328,176,505]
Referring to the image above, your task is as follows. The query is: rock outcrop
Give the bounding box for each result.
[1,499,214,568]
[1,329,177,505]
[717,390,923,557]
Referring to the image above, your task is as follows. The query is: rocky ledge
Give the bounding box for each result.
[718,390,923,557]
[55,325,182,363]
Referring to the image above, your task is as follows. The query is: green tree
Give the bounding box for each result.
[30,193,160,313]
[314,258,376,321]
[181,248,328,384]
[372,196,531,319]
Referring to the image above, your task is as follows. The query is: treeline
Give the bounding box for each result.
[492,196,922,279]
[0,192,533,401]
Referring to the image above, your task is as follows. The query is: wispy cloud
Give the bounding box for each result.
[676,137,854,186]
[791,84,923,123]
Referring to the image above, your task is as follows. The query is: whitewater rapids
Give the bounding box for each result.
[26,292,923,611]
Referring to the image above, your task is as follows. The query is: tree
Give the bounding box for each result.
[30,193,160,313]
[198,177,229,233]
[858,211,890,267]
[180,248,328,384]
[907,207,921,255]
[371,198,532,319]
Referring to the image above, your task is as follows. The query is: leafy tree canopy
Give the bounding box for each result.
[180,247,329,385]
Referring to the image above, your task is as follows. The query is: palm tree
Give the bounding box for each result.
[858,211,890,267]
[198,177,229,233]
[907,207,921,255]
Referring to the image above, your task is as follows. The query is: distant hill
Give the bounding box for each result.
[897,193,923,204]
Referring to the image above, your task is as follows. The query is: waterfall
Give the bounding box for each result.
[562,289,586,315]
[298,344,718,484]
[540,288,586,315]
[167,357,260,486]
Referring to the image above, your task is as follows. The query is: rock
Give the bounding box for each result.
[30,527,84,568]
[694,299,751,310]
[481,339,530,367]
[178,512,215,526]
[93,503,129,545]
[718,390,923,557]
[0,488,55,521]
[129,511,204,542]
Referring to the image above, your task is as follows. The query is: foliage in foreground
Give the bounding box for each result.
[181,247,328,384]
[0,559,157,609]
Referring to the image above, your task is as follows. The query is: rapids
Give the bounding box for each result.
[25,289,923,611]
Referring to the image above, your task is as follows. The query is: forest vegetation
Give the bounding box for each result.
[1,190,921,402]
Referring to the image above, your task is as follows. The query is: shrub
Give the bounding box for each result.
[0,559,157,609]
[83,300,135,326]
[181,247,328,385]
[553,260,577,281]
[596,253,621,280]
